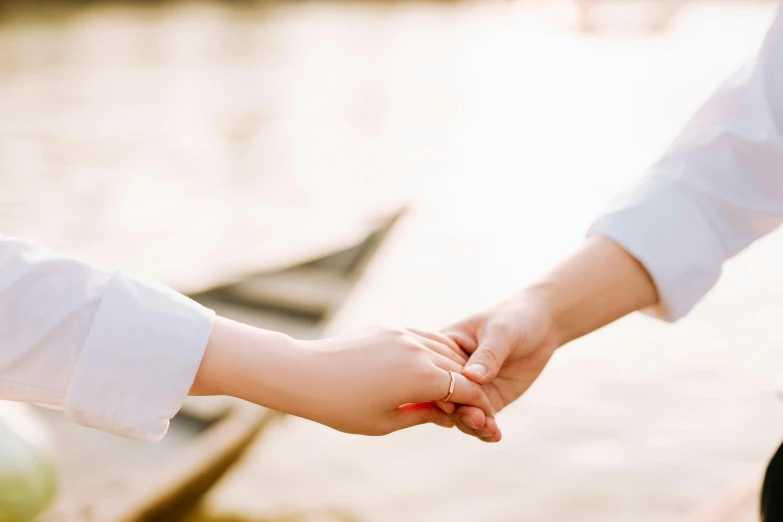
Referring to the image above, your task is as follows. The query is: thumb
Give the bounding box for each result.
[385,403,454,433]
[463,326,516,384]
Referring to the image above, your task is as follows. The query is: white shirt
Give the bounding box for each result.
[590,2,783,321]
[0,236,214,441]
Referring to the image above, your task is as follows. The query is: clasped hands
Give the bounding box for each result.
[193,238,647,441]
[196,290,560,443]
[300,291,560,443]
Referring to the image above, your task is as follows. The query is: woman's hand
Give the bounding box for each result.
[296,327,500,438]
[192,319,501,440]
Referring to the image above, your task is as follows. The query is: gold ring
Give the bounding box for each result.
[442,371,456,402]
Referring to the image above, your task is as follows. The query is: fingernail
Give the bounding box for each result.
[461,415,478,430]
[465,364,487,378]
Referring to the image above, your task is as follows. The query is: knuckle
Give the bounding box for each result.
[436,333,461,352]
[402,339,425,355]
[388,327,408,338]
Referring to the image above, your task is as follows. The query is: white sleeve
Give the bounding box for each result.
[0,236,214,441]
[588,4,783,321]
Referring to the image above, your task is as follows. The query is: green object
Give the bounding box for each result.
[0,402,57,522]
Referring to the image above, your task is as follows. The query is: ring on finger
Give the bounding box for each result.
[441,371,456,402]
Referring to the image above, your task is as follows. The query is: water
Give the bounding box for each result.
[2,1,782,521]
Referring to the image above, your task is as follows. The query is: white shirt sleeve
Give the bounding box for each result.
[588,4,783,321]
[0,235,214,441]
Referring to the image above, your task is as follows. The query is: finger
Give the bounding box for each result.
[424,360,463,405]
[485,416,502,442]
[444,408,501,443]
[453,405,502,442]
[453,404,486,430]
[441,328,479,355]
[446,410,482,436]
[386,402,454,432]
[453,418,483,439]
[398,351,461,406]
[416,335,468,367]
[409,328,468,361]
[464,326,519,384]
[449,406,502,442]
[421,342,466,376]
[440,315,481,352]
[435,400,456,414]
[450,414,497,443]
[439,370,496,420]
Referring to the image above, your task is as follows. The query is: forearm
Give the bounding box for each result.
[190,316,310,414]
[527,236,658,347]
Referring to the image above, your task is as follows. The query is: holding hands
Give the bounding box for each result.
[438,292,558,440]
[194,286,560,443]
[193,318,503,440]
[194,239,656,443]
[293,288,557,442]
[291,327,501,438]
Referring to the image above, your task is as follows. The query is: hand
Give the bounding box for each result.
[195,319,501,439]
[435,237,659,440]
[438,292,559,440]
[295,327,500,438]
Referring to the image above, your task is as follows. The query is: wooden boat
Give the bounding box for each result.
[36,208,406,522]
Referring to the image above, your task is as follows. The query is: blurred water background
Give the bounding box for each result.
[3,1,783,521]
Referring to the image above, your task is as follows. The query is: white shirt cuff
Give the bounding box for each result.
[587,176,726,322]
[64,271,214,441]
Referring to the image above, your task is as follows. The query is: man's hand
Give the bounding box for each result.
[436,237,659,441]
[438,292,559,441]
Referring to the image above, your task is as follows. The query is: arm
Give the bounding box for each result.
[440,236,656,425]
[192,319,499,437]
[0,236,498,441]
[441,4,783,436]
[528,235,658,347]
[589,1,783,321]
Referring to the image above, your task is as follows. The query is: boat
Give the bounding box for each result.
[35,208,406,522]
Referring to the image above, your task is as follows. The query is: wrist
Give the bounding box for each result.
[515,237,658,348]
[193,317,312,408]
[522,281,568,349]
[228,331,313,413]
